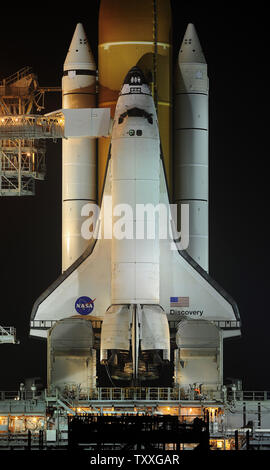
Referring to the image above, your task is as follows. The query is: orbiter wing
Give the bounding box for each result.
[30,158,113,338]
[30,151,240,339]
[159,157,240,328]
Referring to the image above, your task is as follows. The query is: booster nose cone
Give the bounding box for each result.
[64,22,96,71]
[178,23,206,64]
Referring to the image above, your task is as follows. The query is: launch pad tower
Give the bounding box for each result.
[0,67,61,196]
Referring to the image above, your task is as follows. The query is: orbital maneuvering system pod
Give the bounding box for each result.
[30,5,240,393]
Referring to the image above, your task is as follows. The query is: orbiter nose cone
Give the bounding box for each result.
[178,23,206,64]
[123,66,148,86]
[64,22,96,71]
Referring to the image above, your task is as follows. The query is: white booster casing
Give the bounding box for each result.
[174,23,209,272]
[62,23,97,272]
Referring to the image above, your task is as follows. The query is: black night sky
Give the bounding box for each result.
[0,3,268,392]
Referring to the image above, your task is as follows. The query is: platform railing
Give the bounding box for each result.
[0,326,16,337]
[0,326,16,343]
[168,319,241,330]
[1,388,270,404]
[0,66,33,87]
[227,390,270,401]
[0,114,64,139]
[54,387,270,403]
[30,319,102,330]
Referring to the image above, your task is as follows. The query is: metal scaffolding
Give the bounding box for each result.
[0,114,64,140]
[0,326,17,344]
[0,66,61,196]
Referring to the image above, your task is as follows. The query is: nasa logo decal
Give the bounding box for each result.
[75,296,96,315]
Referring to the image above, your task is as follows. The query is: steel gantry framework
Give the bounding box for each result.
[0,325,17,344]
[0,67,61,196]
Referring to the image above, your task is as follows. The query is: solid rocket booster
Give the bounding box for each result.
[62,23,97,272]
[174,24,209,272]
[98,0,172,202]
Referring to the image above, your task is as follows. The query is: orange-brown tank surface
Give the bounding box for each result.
[98,0,172,201]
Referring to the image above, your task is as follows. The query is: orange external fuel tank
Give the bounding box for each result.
[98,0,172,201]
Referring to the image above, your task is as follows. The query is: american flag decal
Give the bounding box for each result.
[170,297,189,307]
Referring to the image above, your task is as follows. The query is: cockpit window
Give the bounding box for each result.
[123,67,147,86]
[118,107,153,125]
[130,76,141,84]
